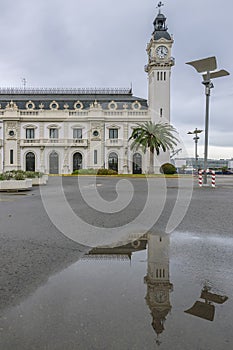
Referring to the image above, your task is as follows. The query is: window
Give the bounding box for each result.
[49,128,58,139]
[160,108,163,118]
[157,72,160,81]
[73,128,82,139]
[164,72,166,80]
[94,150,97,165]
[26,128,35,139]
[10,149,13,164]
[109,128,118,139]
[160,72,163,80]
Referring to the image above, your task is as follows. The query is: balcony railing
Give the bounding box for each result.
[106,139,123,147]
[20,138,88,147]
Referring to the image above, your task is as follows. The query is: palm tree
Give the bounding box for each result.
[129,121,179,174]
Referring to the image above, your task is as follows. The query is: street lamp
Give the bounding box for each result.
[186,56,230,184]
[187,128,203,171]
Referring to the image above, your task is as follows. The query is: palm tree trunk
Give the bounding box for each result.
[149,147,154,174]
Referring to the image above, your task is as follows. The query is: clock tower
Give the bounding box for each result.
[145,2,174,124]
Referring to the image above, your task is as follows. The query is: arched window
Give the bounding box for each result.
[73,152,82,171]
[108,152,118,173]
[49,151,59,174]
[26,152,35,171]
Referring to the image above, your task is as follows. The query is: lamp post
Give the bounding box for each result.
[186,57,230,185]
[187,128,203,171]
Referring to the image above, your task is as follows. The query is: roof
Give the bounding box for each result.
[154,31,171,40]
[0,87,148,110]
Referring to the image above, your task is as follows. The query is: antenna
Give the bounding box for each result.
[21,78,27,91]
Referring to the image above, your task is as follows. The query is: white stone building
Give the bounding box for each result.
[0,6,174,175]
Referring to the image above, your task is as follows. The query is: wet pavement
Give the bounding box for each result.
[0,231,232,350]
[0,176,233,349]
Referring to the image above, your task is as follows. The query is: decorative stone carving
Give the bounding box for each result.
[108,101,117,110]
[26,101,35,110]
[74,101,83,110]
[49,101,59,110]
[5,100,18,111]
[132,101,141,110]
[90,100,101,110]
[39,103,44,111]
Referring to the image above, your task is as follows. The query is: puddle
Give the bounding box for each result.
[0,232,232,350]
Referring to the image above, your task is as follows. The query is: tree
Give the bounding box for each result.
[129,121,179,174]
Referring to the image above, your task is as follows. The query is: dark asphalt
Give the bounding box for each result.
[0,175,232,314]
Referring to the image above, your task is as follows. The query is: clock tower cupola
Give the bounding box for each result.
[145,2,174,124]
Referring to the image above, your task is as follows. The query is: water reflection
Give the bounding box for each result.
[144,233,173,345]
[85,232,174,344]
[184,285,228,321]
[84,232,229,346]
[84,235,147,261]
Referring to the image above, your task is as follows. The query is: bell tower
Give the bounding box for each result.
[145,2,174,123]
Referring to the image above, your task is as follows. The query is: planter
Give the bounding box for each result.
[0,179,32,191]
[31,175,48,186]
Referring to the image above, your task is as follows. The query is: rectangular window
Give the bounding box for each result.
[10,149,13,164]
[94,150,97,165]
[26,128,35,139]
[73,128,82,139]
[157,72,160,81]
[109,128,118,139]
[49,128,58,139]
[164,72,166,80]
[160,72,163,80]
[160,108,163,118]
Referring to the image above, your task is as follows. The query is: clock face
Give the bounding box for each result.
[156,46,168,59]
[155,291,167,303]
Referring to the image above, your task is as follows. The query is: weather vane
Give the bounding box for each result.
[156,1,164,13]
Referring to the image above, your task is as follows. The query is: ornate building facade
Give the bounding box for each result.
[0,6,174,175]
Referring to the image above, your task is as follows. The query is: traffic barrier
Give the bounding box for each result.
[198,169,216,188]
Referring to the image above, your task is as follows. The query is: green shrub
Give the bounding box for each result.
[97,168,118,175]
[160,163,177,175]
[0,174,7,181]
[4,172,14,180]
[72,168,98,175]
[14,173,25,180]
[79,168,98,175]
[25,171,37,178]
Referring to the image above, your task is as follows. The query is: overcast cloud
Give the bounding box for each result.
[0,0,232,159]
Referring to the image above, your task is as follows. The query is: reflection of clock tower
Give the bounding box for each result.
[145,2,174,123]
[144,233,173,338]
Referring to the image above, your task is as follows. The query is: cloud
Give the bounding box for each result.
[0,0,232,157]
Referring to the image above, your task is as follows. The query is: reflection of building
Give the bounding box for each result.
[0,5,174,174]
[144,233,173,338]
[83,237,147,261]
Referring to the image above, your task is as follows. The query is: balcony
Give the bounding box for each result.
[106,139,124,147]
[20,138,88,147]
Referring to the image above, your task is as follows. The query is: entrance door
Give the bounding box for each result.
[49,151,59,174]
[73,152,82,172]
[108,152,118,172]
[133,153,142,174]
[26,152,35,171]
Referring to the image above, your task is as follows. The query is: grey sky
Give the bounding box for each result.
[0,0,232,159]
